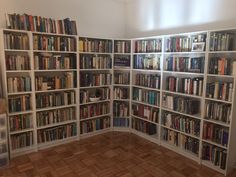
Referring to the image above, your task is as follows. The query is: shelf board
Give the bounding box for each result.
[6,70,32,73]
[163,51,205,55]
[209,50,236,54]
[34,69,77,72]
[161,107,201,120]
[132,69,161,73]
[32,31,77,38]
[113,84,130,87]
[133,52,162,55]
[3,28,29,33]
[132,85,160,92]
[203,119,230,127]
[37,119,77,130]
[10,128,34,135]
[114,53,131,55]
[162,70,204,76]
[131,114,159,125]
[80,113,111,122]
[202,139,228,150]
[8,110,33,116]
[205,97,232,104]
[35,88,76,93]
[132,100,160,109]
[8,91,32,96]
[33,50,77,54]
[80,85,111,89]
[36,104,76,112]
[80,99,110,106]
[113,68,131,71]
[207,74,234,78]
[160,125,200,140]
[79,68,112,71]
[162,90,202,99]
[113,99,130,102]
[4,49,29,52]
[79,51,112,55]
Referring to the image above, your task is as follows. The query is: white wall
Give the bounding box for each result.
[1,0,236,38]
[0,0,125,38]
[125,0,236,38]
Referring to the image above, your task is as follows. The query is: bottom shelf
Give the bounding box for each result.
[201,160,226,175]
[131,129,159,144]
[80,128,112,139]
[38,135,78,150]
[160,140,200,163]
[10,145,37,158]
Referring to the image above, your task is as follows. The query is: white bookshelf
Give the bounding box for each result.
[0,29,37,157]
[78,37,113,135]
[131,37,163,140]
[113,39,131,131]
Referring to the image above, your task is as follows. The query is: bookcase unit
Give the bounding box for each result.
[161,31,207,163]
[0,29,36,157]
[113,39,131,131]
[0,28,79,156]
[131,37,162,143]
[32,32,78,149]
[201,29,236,175]
[78,37,113,137]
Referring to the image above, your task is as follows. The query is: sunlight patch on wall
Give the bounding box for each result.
[135,0,221,32]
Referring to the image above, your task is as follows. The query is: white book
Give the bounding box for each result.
[213,82,219,99]
[199,80,203,96]
[232,61,236,76]
[228,83,233,102]
[193,80,197,95]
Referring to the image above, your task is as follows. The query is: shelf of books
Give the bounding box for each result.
[113,39,131,131]
[0,29,37,157]
[131,37,162,143]
[79,37,113,137]
[201,29,236,175]
[161,32,207,163]
[33,31,78,149]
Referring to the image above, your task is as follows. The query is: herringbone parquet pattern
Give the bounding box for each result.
[0,132,235,177]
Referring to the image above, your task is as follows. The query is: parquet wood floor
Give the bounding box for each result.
[0,132,235,177]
